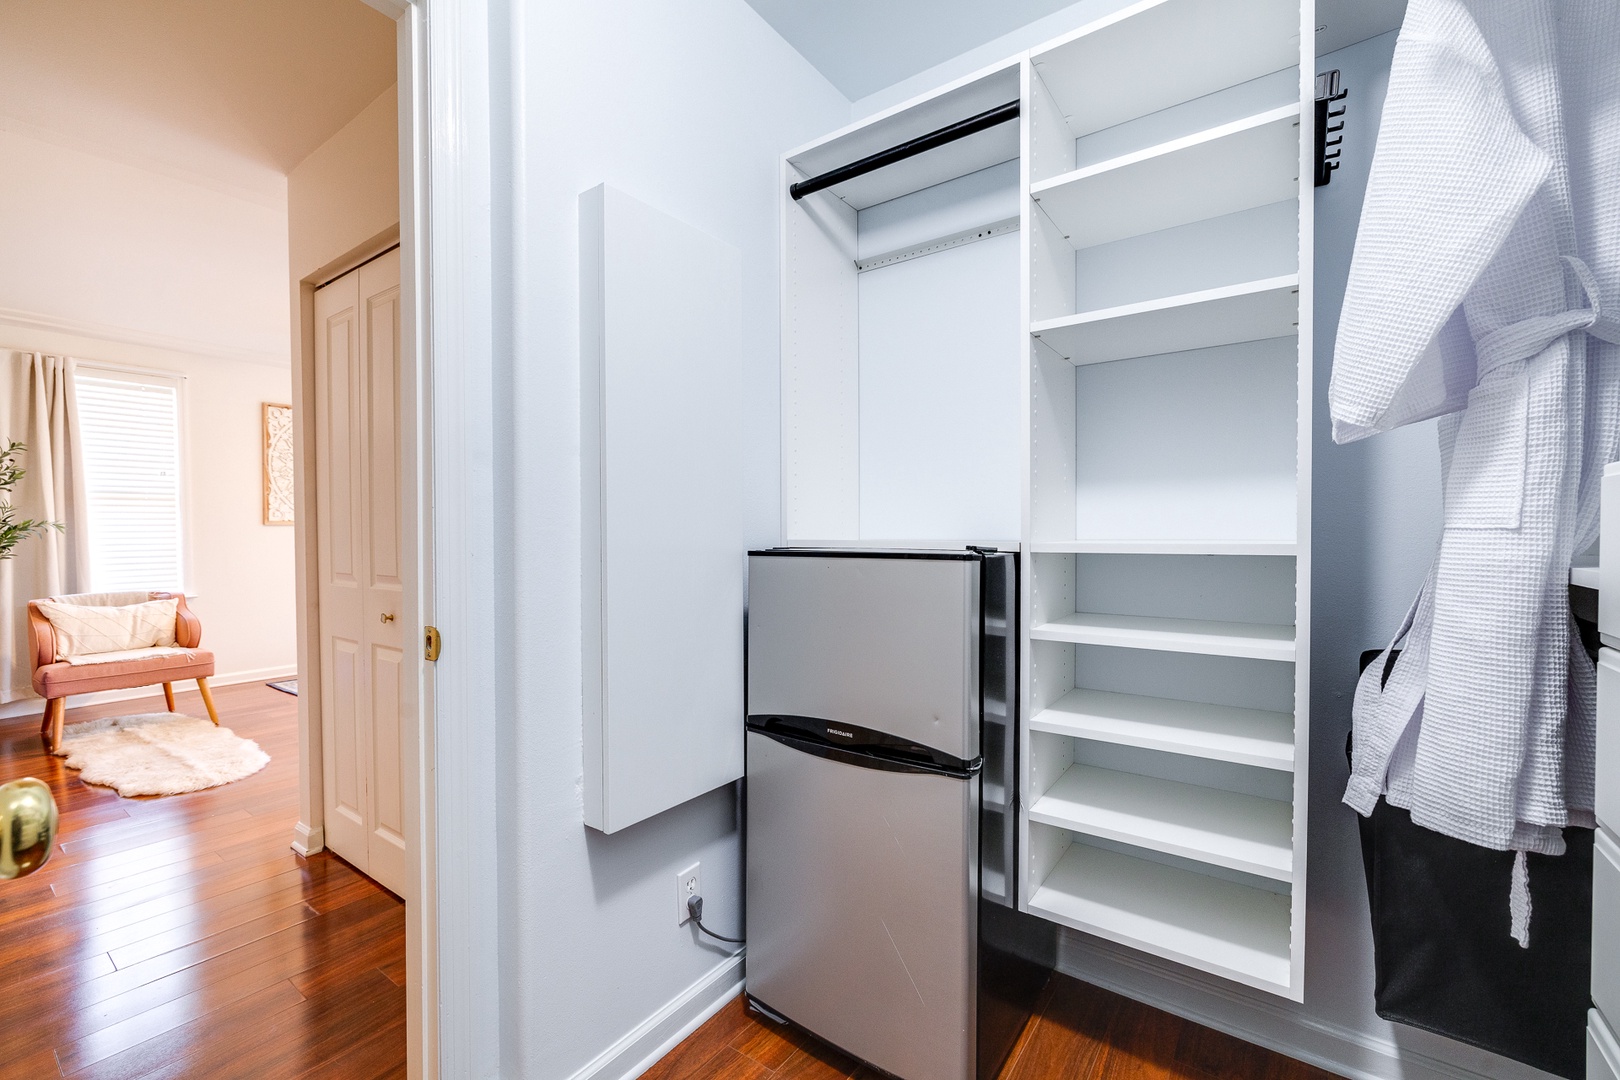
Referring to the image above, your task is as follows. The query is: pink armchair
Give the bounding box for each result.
[28,591,219,752]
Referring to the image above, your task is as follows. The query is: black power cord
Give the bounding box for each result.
[687,895,744,944]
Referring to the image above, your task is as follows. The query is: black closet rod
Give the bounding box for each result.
[789,99,1020,201]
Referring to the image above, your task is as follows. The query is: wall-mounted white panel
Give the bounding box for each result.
[581,184,746,833]
[859,231,1021,540]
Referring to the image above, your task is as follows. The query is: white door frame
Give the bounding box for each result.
[296,2,501,1077]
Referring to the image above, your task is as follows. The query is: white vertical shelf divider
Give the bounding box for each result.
[1288,0,1316,999]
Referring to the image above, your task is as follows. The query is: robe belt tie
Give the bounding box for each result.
[1474,255,1620,374]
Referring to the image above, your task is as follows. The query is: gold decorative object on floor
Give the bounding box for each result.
[0,777,57,879]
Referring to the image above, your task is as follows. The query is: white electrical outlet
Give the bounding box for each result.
[676,862,701,925]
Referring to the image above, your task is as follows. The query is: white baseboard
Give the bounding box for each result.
[291,821,325,857]
[0,666,298,722]
[566,953,745,1080]
[1057,931,1558,1080]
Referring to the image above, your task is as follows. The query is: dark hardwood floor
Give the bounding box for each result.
[646,977,1341,1080]
[0,681,406,1079]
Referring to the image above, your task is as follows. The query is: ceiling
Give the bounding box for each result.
[0,0,396,200]
[745,0,1408,102]
[744,0,1086,101]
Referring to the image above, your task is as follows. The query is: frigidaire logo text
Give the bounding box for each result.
[827,727,854,739]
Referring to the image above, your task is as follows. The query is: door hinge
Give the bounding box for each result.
[424,625,442,662]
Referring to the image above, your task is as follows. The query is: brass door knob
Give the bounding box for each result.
[0,778,58,880]
[380,612,396,624]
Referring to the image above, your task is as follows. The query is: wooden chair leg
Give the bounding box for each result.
[196,677,220,726]
[49,698,65,753]
[162,682,176,712]
[39,700,54,750]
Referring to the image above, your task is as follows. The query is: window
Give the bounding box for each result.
[74,369,186,592]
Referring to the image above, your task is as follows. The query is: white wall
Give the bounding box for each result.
[0,127,297,712]
[287,87,399,285]
[0,124,290,365]
[498,1,847,1075]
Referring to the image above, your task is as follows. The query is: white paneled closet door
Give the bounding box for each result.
[314,248,406,896]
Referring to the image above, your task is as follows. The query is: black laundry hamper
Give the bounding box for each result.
[1354,612,1595,1079]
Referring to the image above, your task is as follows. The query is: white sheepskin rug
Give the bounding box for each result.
[53,712,270,797]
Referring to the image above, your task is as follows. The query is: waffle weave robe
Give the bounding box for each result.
[1330,0,1620,941]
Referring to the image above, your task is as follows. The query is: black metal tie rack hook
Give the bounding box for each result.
[1314,69,1348,187]
[789,100,1021,202]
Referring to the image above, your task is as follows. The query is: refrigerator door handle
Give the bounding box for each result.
[754,727,980,779]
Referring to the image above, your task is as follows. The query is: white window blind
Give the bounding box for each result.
[75,370,185,592]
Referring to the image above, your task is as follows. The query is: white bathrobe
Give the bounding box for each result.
[1331,0,1620,935]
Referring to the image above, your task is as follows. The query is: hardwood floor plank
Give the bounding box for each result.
[78,889,398,1008]
[0,953,119,1061]
[286,915,404,999]
[776,1045,860,1080]
[642,996,756,1080]
[105,897,321,971]
[1095,996,1189,1080]
[64,979,307,1080]
[196,968,404,1080]
[731,1011,803,1070]
[1002,974,1120,1080]
[0,849,308,935]
[693,1047,776,1080]
[59,892,402,1044]
[57,807,254,856]
[291,1018,409,1080]
[379,954,407,987]
[9,1045,65,1078]
[75,866,343,962]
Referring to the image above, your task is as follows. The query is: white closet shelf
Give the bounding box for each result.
[1031,276,1299,365]
[1029,763,1293,880]
[1031,688,1294,771]
[1030,105,1300,250]
[1031,612,1296,662]
[1030,0,1300,138]
[1029,841,1293,993]
[1031,539,1297,556]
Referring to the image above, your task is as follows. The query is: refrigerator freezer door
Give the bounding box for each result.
[748,553,980,761]
[746,729,977,1080]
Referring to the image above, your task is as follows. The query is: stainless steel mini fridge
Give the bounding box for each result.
[744,549,1054,1080]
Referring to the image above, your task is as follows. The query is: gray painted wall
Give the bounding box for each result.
[493,1,847,1075]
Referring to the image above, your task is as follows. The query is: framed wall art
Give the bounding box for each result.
[263,402,294,525]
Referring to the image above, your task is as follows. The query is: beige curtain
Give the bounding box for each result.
[0,353,89,703]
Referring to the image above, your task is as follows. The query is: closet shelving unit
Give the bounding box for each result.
[1021,0,1311,999]
[780,0,1312,1001]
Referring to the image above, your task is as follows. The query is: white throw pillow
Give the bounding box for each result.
[37,598,179,660]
